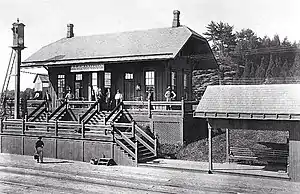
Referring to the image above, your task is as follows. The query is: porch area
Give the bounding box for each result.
[0,99,203,166]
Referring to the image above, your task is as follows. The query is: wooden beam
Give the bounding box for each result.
[226,128,230,162]
[208,121,213,174]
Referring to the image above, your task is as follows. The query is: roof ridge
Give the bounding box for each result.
[65,26,189,39]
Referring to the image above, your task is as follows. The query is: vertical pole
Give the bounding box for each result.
[226,128,230,163]
[55,120,58,136]
[81,121,85,139]
[208,121,213,174]
[14,48,21,119]
[131,120,135,138]
[154,132,158,157]
[181,97,184,118]
[21,117,25,135]
[135,141,138,167]
[0,119,2,134]
[55,119,58,159]
[148,99,151,118]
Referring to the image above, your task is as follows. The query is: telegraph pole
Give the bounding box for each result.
[11,19,25,119]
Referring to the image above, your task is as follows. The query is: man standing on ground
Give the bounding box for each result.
[35,137,44,163]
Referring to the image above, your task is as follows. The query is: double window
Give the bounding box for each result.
[125,73,133,80]
[145,71,155,91]
[57,74,65,99]
[104,72,111,88]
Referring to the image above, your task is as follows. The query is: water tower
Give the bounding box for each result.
[11,19,25,119]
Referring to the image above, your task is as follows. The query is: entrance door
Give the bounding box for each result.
[124,73,134,100]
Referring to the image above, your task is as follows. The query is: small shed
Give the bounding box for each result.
[33,74,49,93]
[194,84,300,181]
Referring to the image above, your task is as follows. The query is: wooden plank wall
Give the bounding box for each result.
[0,134,134,166]
[289,127,300,181]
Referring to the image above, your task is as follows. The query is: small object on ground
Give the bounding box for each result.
[98,158,116,166]
[90,158,98,165]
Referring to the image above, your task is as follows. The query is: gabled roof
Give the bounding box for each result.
[22,26,215,67]
[33,74,49,83]
[194,84,300,120]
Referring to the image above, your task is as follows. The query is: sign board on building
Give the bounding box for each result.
[70,64,105,72]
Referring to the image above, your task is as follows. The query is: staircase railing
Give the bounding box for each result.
[48,101,67,120]
[134,122,157,156]
[30,107,47,122]
[78,99,100,124]
[105,102,122,124]
[28,100,46,119]
[113,124,138,165]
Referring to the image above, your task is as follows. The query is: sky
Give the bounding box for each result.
[0,0,300,91]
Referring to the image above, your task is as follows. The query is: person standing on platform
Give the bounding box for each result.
[35,136,44,163]
[44,90,52,112]
[164,86,176,110]
[114,89,123,107]
[105,88,112,111]
[96,88,105,110]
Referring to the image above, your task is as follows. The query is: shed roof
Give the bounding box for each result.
[194,84,300,120]
[33,74,49,83]
[22,26,216,67]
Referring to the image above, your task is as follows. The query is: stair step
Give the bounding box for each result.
[138,155,156,162]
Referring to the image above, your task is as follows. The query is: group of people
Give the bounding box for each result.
[64,88,123,111]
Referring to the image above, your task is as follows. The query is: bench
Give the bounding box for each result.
[229,146,288,164]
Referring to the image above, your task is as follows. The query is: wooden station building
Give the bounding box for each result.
[0,11,216,166]
[22,10,216,104]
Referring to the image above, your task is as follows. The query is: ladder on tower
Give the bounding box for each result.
[0,50,16,116]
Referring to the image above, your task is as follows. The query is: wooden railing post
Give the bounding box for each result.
[148,99,151,118]
[135,140,138,167]
[111,124,115,142]
[78,114,81,124]
[81,120,85,138]
[21,117,25,135]
[154,132,158,157]
[0,118,3,134]
[132,121,135,138]
[181,97,185,118]
[55,120,58,136]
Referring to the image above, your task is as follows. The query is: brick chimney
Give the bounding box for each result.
[172,10,180,27]
[67,24,74,38]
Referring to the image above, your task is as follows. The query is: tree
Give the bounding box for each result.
[204,21,236,56]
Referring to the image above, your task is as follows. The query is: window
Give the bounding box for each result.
[104,72,111,88]
[183,73,187,89]
[171,71,177,90]
[184,72,188,100]
[92,72,98,91]
[75,73,83,99]
[125,73,133,80]
[57,74,65,99]
[145,71,155,91]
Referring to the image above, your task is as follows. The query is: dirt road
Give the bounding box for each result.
[0,154,300,193]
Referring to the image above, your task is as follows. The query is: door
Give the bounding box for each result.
[124,73,134,100]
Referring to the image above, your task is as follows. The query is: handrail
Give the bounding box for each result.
[83,109,98,124]
[68,100,96,105]
[111,110,122,123]
[105,102,122,124]
[67,109,77,121]
[135,135,155,154]
[115,138,135,158]
[115,128,135,148]
[49,101,67,120]
[135,125,155,145]
[28,100,46,118]
[30,107,47,122]
[79,99,99,123]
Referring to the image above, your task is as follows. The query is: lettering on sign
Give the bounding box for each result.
[70,64,105,72]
